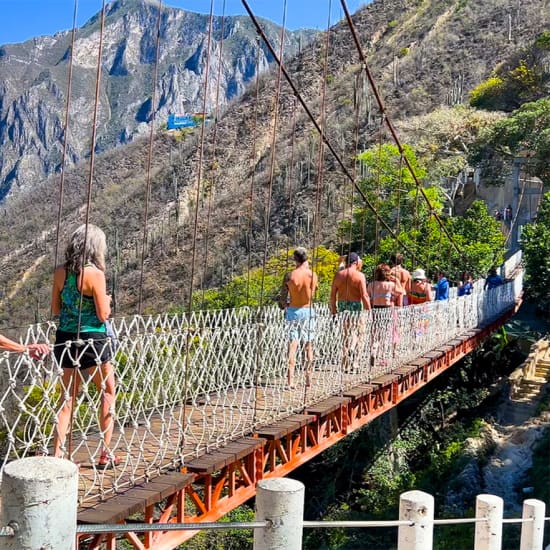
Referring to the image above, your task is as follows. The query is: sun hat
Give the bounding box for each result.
[412,268,426,280]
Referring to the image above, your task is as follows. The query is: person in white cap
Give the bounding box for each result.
[407,268,433,304]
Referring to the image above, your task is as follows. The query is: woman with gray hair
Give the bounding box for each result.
[51,224,119,467]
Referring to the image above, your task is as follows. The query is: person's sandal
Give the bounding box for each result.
[97,454,121,469]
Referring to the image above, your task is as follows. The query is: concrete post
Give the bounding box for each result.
[474,494,503,550]
[397,490,434,549]
[253,477,304,550]
[0,457,78,549]
[520,499,546,550]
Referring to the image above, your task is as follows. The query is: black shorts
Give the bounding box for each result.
[54,330,113,369]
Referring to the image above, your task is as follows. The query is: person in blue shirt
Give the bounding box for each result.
[457,271,473,297]
[433,270,449,300]
[484,267,504,290]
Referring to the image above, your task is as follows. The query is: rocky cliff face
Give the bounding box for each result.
[0,0,315,199]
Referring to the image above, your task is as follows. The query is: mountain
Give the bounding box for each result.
[0,0,315,199]
[0,0,547,328]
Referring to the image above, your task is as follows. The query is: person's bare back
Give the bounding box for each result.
[285,264,317,307]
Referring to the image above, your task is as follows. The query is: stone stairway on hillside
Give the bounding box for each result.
[500,341,550,425]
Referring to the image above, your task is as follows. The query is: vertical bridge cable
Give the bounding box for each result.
[53,0,79,277]
[339,0,464,260]
[311,0,332,263]
[245,37,263,305]
[187,0,215,314]
[200,0,227,308]
[258,0,287,310]
[67,0,107,460]
[179,0,215,462]
[137,0,163,314]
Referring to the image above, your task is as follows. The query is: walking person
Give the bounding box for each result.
[389,253,411,305]
[484,267,504,290]
[407,268,433,339]
[407,269,433,305]
[279,247,318,388]
[330,252,371,372]
[433,270,449,300]
[51,224,119,467]
[457,271,473,297]
[367,264,402,369]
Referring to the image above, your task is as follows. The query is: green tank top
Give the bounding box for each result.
[59,271,106,333]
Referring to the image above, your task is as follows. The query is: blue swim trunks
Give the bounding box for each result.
[285,306,316,342]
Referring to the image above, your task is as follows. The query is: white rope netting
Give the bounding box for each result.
[0,272,522,502]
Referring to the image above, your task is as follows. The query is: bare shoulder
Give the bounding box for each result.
[83,264,105,284]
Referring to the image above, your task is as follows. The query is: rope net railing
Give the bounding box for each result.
[0,278,521,502]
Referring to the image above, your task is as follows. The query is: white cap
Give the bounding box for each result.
[412,268,426,280]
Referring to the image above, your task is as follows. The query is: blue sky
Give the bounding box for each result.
[0,0,370,45]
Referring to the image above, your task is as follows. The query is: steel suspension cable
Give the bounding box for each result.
[53,0,79,278]
[179,0,215,460]
[257,0,287,309]
[137,0,163,314]
[186,0,215,313]
[284,96,299,272]
[200,0,227,307]
[69,0,107,460]
[339,0,464,259]
[311,0,332,266]
[240,0,413,258]
[344,72,362,257]
[245,37,263,305]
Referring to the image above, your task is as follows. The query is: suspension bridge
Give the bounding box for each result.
[0,0,537,547]
[0,262,522,549]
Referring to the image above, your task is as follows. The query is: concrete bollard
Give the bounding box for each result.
[0,457,78,549]
[474,494,503,550]
[397,490,434,549]
[520,499,546,550]
[253,477,304,550]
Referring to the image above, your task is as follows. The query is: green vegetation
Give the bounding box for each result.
[189,246,339,311]
[472,98,550,186]
[301,337,525,550]
[179,506,255,549]
[469,32,549,112]
[520,191,550,314]
[340,142,505,279]
[469,76,505,110]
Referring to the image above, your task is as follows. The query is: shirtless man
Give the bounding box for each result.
[389,253,411,306]
[330,252,371,315]
[330,252,371,372]
[279,247,318,387]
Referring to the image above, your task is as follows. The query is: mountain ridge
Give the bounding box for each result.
[0,0,547,328]
[0,0,315,199]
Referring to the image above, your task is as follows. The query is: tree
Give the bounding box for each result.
[471,99,550,186]
[521,191,550,313]
[341,144,426,251]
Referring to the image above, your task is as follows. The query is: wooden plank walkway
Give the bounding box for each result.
[73,310,518,549]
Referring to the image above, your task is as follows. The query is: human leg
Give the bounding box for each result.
[287,339,298,386]
[53,368,80,458]
[91,361,117,461]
